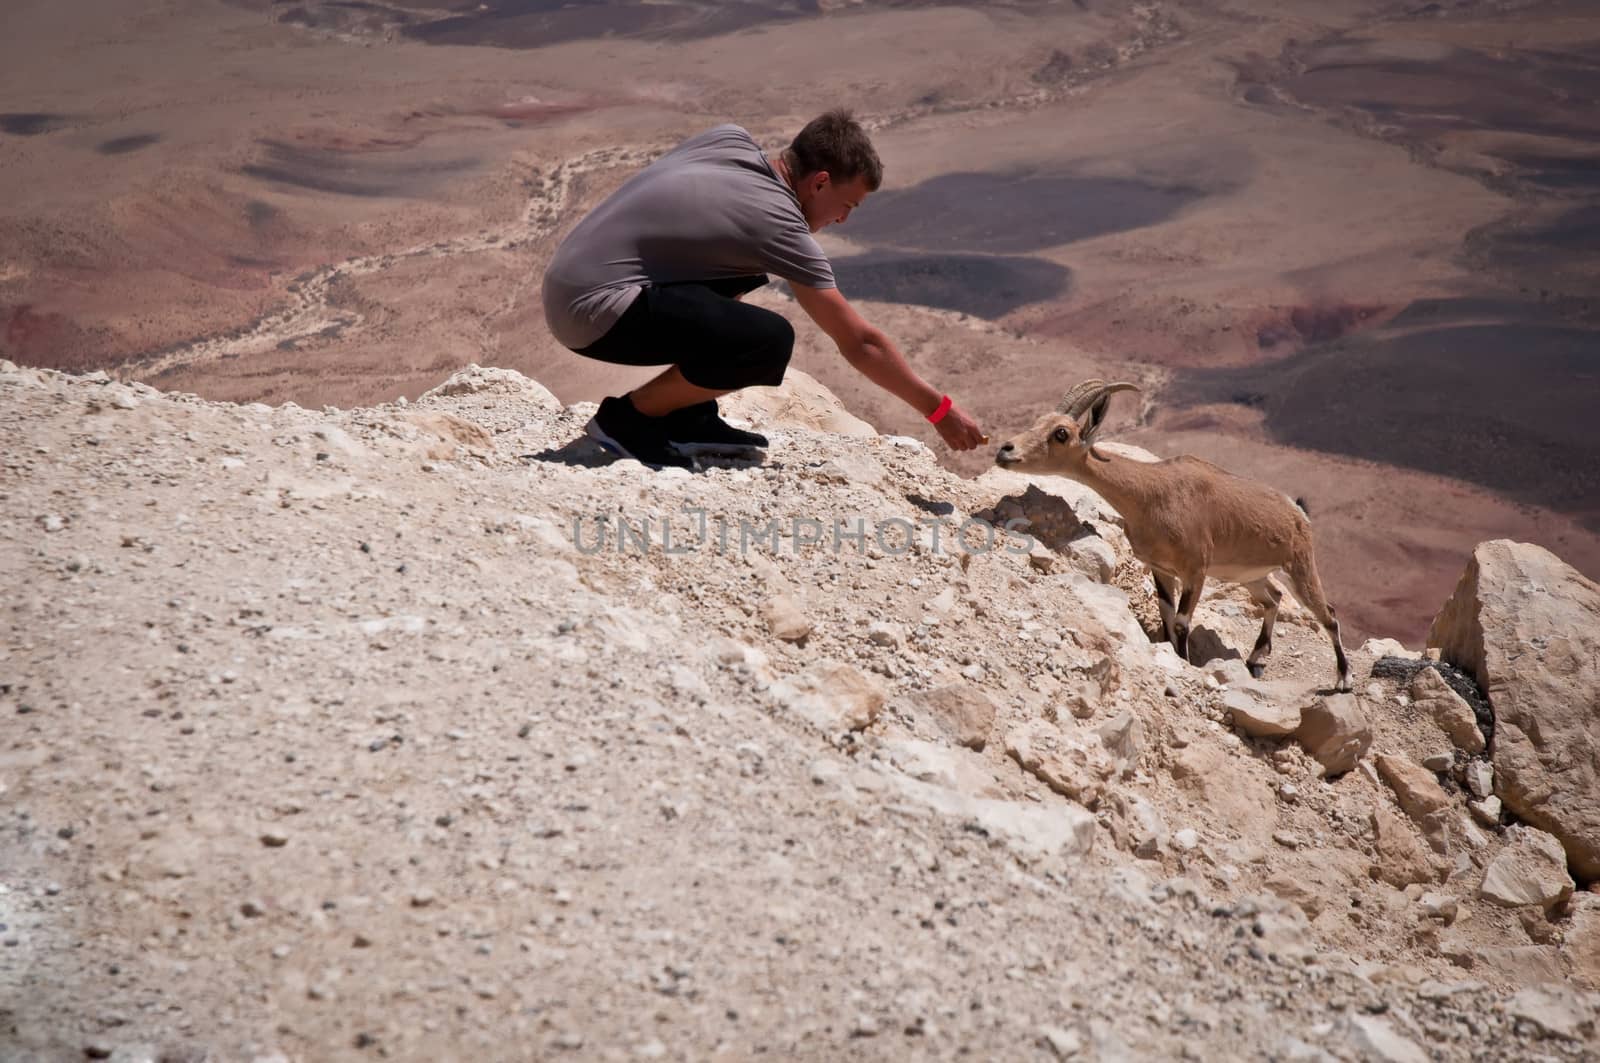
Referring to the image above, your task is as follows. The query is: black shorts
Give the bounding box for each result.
[573,276,795,391]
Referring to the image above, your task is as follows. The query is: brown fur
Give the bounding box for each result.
[997,398,1351,692]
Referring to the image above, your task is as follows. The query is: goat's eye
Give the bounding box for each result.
[1052,427,1070,444]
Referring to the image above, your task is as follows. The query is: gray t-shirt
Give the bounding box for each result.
[541,124,837,350]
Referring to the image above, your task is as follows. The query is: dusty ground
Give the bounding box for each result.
[3,361,1598,1061]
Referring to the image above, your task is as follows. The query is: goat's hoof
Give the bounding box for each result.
[1335,681,1353,694]
[1246,663,1266,680]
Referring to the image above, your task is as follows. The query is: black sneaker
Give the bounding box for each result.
[663,400,768,457]
[585,396,693,469]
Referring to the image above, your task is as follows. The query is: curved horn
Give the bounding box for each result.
[1055,379,1107,416]
[1055,380,1141,418]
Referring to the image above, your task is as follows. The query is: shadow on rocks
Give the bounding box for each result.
[518,437,615,468]
[905,492,956,517]
[1186,626,1242,666]
[518,435,770,472]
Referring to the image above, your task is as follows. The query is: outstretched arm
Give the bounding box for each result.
[790,284,985,450]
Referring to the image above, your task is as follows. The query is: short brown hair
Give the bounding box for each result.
[784,109,883,191]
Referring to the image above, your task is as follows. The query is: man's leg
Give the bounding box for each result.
[628,367,729,418]
[619,282,793,452]
[573,280,792,464]
[627,278,790,416]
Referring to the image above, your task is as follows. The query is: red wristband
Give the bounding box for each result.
[927,395,953,424]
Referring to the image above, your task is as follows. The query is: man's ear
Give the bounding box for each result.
[811,171,831,193]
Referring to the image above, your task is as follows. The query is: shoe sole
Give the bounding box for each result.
[584,416,635,458]
[585,416,691,469]
[668,440,767,458]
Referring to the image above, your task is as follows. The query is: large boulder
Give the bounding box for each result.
[914,683,998,750]
[1005,720,1119,809]
[1223,689,1301,739]
[1295,693,1372,777]
[419,363,561,408]
[1478,826,1574,911]
[400,411,495,459]
[1428,541,1600,879]
[1369,803,1436,888]
[770,661,885,733]
[720,368,875,437]
[1374,754,1450,831]
[1409,666,1485,755]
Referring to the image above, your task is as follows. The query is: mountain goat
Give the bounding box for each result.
[995,380,1351,692]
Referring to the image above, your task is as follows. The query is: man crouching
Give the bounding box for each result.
[541,109,985,469]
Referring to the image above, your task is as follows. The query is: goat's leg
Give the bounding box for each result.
[1151,570,1180,648]
[1174,572,1207,664]
[1284,554,1351,693]
[1244,577,1284,680]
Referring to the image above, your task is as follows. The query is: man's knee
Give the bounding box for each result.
[743,308,793,374]
[760,314,794,376]
[711,308,791,390]
[755,310,795,358]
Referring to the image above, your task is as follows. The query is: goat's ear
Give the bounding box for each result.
[1081,394,1114,443]
[1060,380,1138,444]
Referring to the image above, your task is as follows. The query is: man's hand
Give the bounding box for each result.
[933,402,987,451]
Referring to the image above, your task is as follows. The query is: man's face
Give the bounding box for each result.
[798,172,873,233]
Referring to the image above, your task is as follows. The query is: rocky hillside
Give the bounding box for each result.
[2,360,1597,1061]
